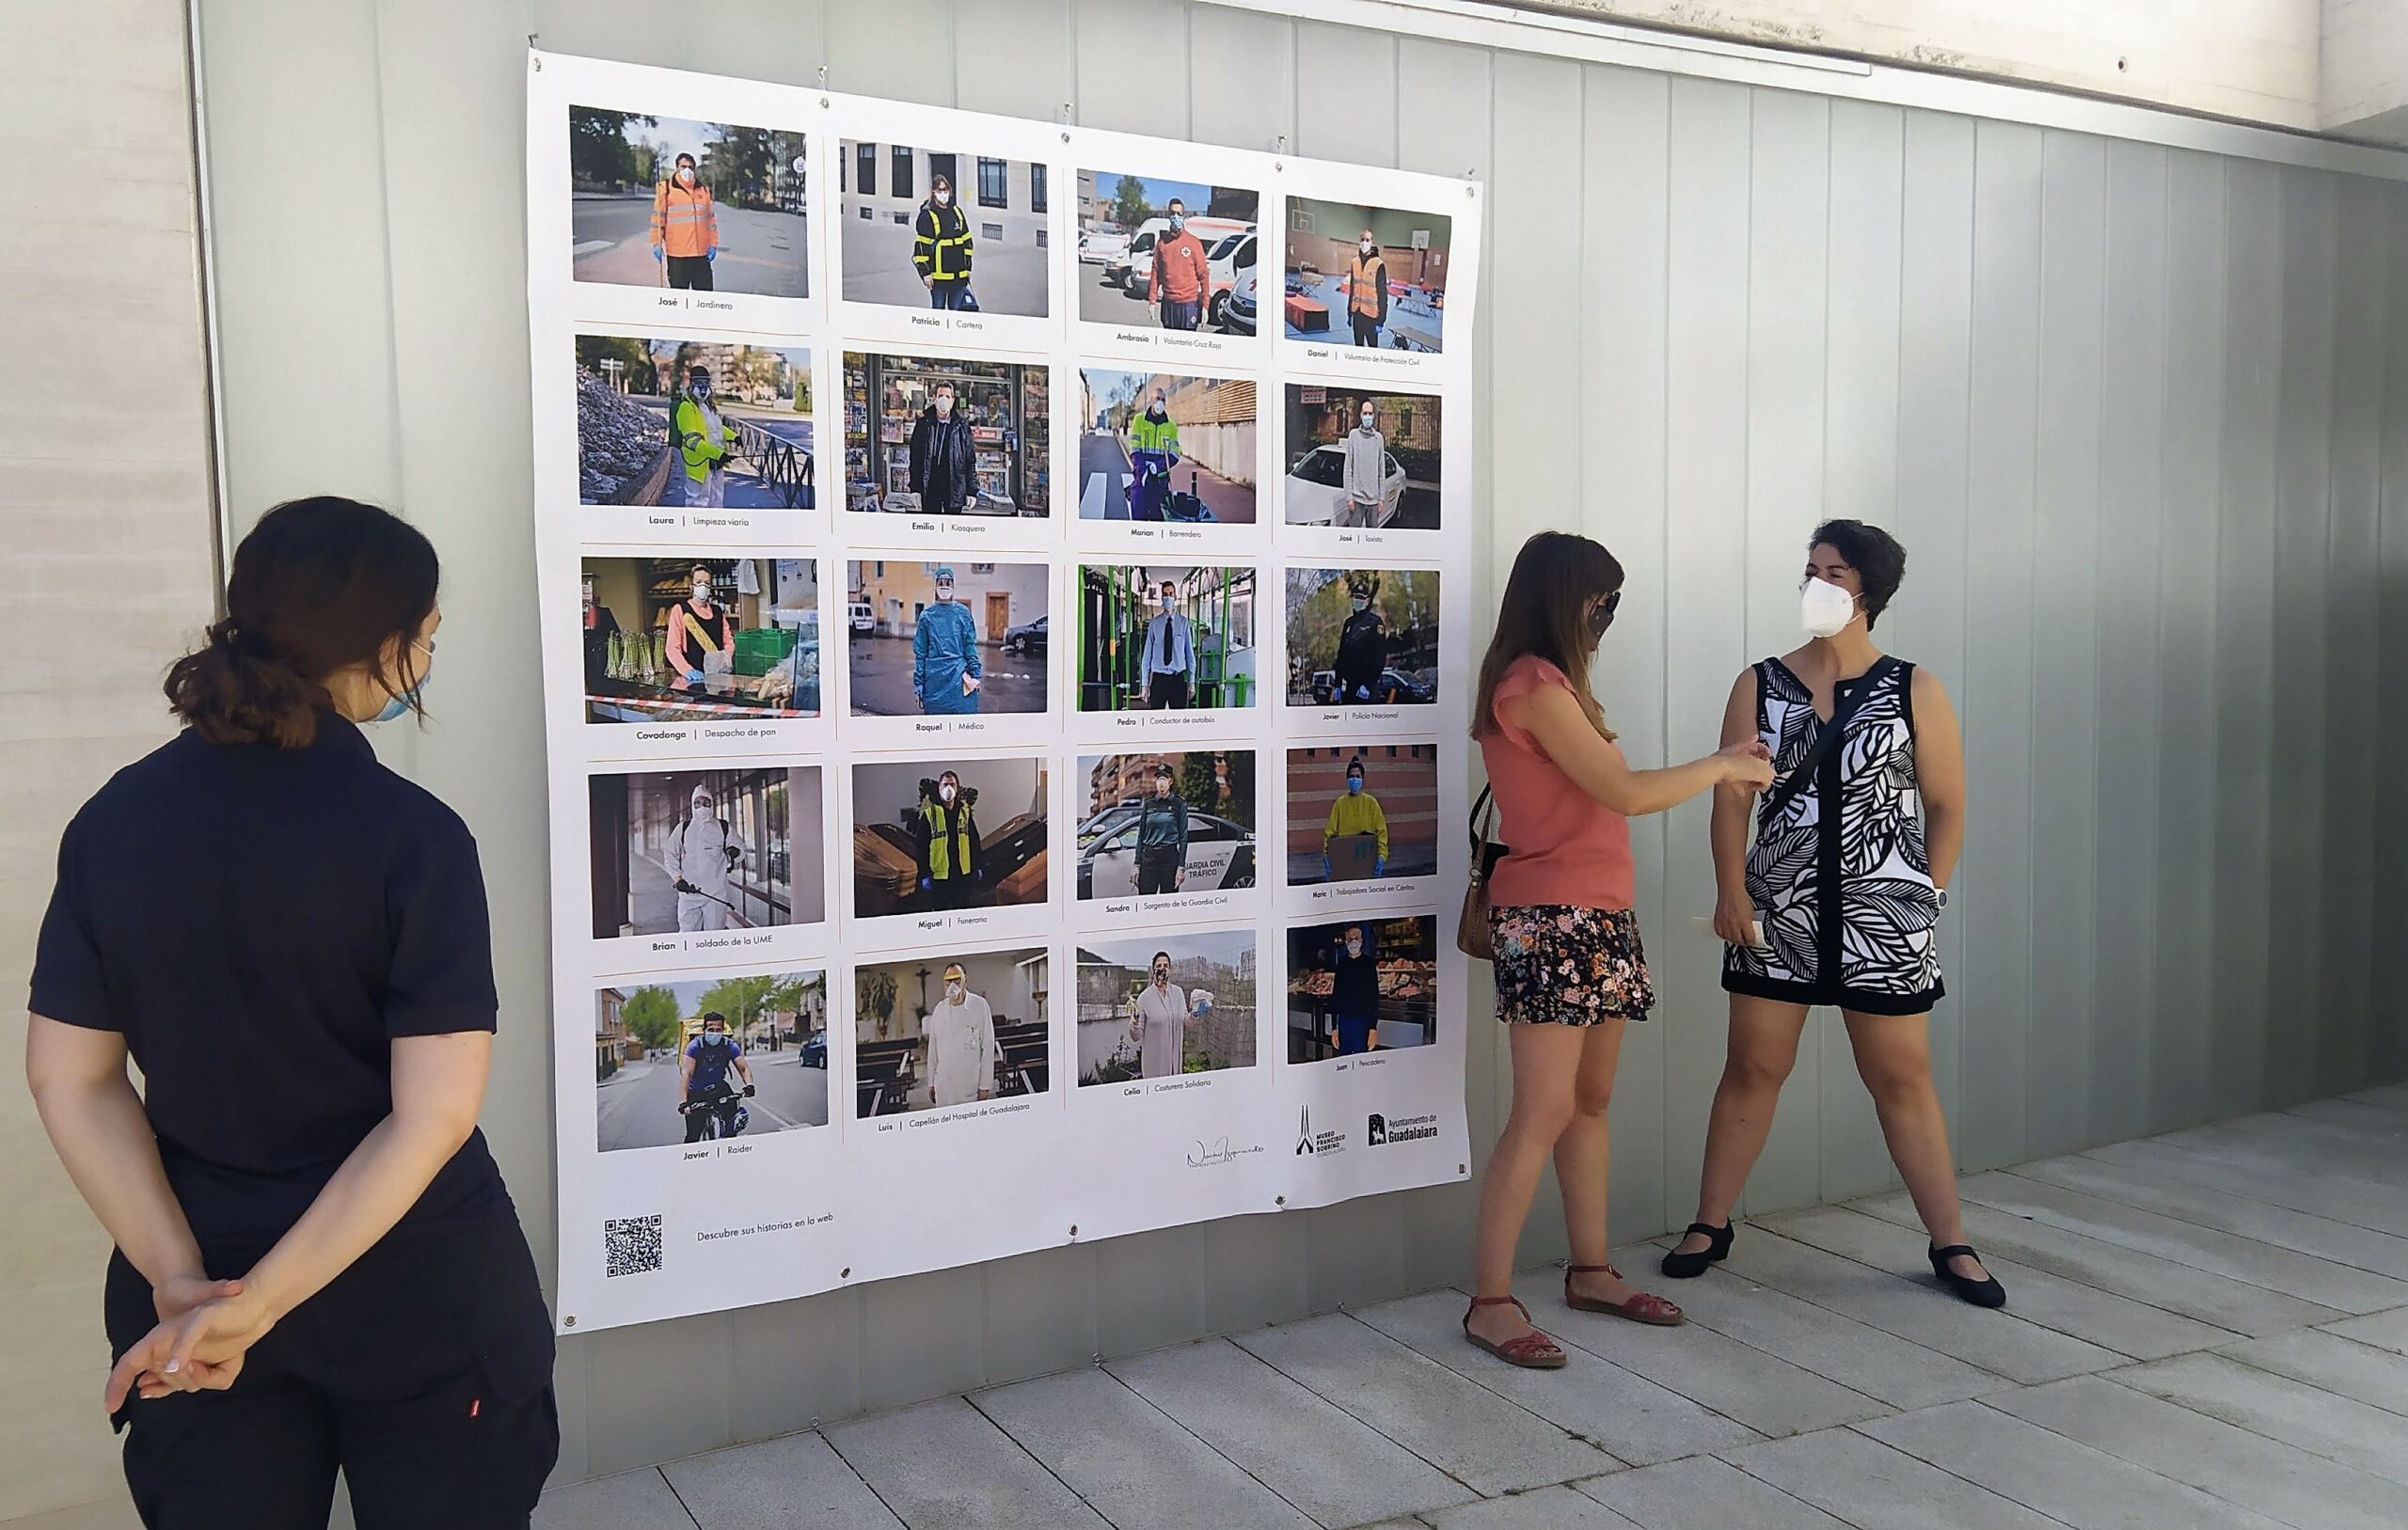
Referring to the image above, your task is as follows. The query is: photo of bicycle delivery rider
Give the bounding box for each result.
[594,972,832,1153]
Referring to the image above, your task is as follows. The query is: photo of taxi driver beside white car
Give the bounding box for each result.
[1076,750,1257,903]
[1284,385,1441,531]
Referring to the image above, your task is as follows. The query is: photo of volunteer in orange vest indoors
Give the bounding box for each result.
[567,109,811,298]
[1281,195,1450,353]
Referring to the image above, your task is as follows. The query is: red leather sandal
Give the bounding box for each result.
[1565,1263,1685,1326]
[1462,1295,1568,1368]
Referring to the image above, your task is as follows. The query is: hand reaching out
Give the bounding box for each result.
[1718,739,1775,791]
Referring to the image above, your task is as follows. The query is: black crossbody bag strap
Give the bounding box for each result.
[1758,657,1896,823]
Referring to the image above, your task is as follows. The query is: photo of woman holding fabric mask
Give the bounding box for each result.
[1661,520,2005,1309]
[1460,531,1773,1370]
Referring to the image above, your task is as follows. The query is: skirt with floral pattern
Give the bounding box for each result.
[1489,904,1656,1025]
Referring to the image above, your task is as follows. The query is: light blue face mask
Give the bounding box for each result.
[1347,777,1363,795]
[373,639,436,723]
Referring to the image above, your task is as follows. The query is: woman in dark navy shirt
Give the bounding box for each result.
[25,497,556,1529]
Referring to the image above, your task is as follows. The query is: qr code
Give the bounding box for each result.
[604,1215,662,1278]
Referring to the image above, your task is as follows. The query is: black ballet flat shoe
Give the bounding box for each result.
[1660,1222,1734,1279]
[1929,1243,2007,1308]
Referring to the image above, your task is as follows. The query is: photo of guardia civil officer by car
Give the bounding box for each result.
[1076,750,1258,902]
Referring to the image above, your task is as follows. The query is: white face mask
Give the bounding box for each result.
[677,166,696,185]
[935,189,952,206]
[934,584,953,603]
[940,783,957,802]
[934,394,953,417]
[692,582,712,603]
[944,980,964,1002]
[1345,939,1364,958]
[1800,576,1859,639]
[1359,239,1375,255]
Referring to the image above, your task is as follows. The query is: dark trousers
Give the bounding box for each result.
[1351,311,1382,347]
[927,873,976,909]
[1160,296,1202,330]
[106,1215,556,1530]
[667,255,714,290]
[1137,847,1182,896]
[1337,1011,1373,1055]
[1146,671,1191,710]
[930,280,972,310]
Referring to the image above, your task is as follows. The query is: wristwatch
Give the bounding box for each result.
[1935,888,1950,912]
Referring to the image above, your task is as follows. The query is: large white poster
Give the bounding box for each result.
[528,50,1483,1333]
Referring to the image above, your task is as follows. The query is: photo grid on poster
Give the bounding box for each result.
[531,51,1483,1333]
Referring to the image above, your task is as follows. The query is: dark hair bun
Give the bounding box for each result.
[165,618,330,748]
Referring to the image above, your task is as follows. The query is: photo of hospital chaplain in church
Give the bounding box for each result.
[1281,196,1450,352]
[1285,567,1439,707]
[580,557,819,722]
[1077,932,1259,1087]
[854,949,1052,1117]
[588,765,826,939]
[1288,914,1438,1063]
[568,108,810,297]
[574,335,816,510]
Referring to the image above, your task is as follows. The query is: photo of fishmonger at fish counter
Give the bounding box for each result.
[581,556,821,723]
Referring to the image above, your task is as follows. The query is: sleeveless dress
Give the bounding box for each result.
[1720,655,1944,1016]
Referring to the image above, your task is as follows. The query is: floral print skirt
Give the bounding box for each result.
[1489,904,1656,1025]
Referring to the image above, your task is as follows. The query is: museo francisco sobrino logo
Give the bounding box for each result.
[1369,1112,1440,1147]
[1296,1105,1347,1158]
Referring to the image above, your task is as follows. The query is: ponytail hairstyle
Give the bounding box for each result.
[166,497,440,748]
[1472,530,1624,742]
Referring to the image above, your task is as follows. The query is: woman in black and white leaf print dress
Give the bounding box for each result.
[1662,521,2007,1309]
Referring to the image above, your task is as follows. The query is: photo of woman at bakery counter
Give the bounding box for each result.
[582,556,820,722]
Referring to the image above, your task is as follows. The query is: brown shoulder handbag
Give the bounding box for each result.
[1457,786,1509,960]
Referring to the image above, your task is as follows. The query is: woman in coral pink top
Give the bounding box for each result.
[1463,532,1773,1370]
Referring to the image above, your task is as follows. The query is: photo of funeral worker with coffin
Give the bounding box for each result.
[846,560,1049,717]
[569,108,810,297]
[594,970,830,1152]
[855,949,1051,1117]
[1075,171,1259,332]
[1076,564,1259,712]
[1281,196,1450,352]
[588,766,826,939]
[1077,370,1258,524]
[1283,567,1440,707]
[1076,750,1258,901]
[844,351,1050,517]
[1077,931,1258,1086]
[839,142,1051,317]
[851,757,1049,918]
[1287,914,1438,1063]
[574,335,816,510]
[1282,385,1440,531]
[1287,744,1439,885]
[581,557,819,723]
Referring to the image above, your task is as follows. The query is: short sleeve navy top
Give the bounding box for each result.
[29,712,509,1228]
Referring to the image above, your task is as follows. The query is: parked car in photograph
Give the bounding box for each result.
[1004,614,1048,655]
[848,601,875,635]
[1284,443,1406,527]
[1311,668,1434,706]
[1207,231,1256,329]
[1076,803,1257,899]
[1079,228,1131,265]
[799,1032,828,1069]
[1224,266,1258,336]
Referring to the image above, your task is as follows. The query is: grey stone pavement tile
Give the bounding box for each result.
[1760,1202,2237,1359]
[2080,1134,2408,1239]
[1853,1189,2351,1336]
[1640,1257,2000,1409]
[1575,1455,1850,1529]
[1858,1399,2292,1530]
[2109,1351,2408,1487]
[1351,1289,1760,1466]
[2009,1153,2408,1279]
[1419,1485,1643,1529]
[2214,1329,2408,1419]
[534,1468,698,1530]
[1111,1339,1479,1527]
[1992,1374,2408,1530]
[1234,1314,1620,1496]
[973,1367,1317,1530]
[823,1396,1110,1529]
[1957,1170,2408,1312]
[2317,1305,2408,1355]
[663,1433,904,1529]
[1715,1222,2121,1384]
[1719,1426,2066,1529]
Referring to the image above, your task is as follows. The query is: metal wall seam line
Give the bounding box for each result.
[1197,0,2408,181]
[182,0,232,597]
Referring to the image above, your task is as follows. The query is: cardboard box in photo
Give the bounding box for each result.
[1276,738,1442,914]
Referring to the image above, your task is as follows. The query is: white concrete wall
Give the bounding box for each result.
[2322,0,2408,134]
[0,3,219,1522]
[1500,0,2328,129]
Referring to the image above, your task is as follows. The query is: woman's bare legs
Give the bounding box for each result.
[1670,997,1810,1257]
[1844,1010,1988,1281]
[1553,1019,1657,1305]
[1467,1022,1587,1348]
